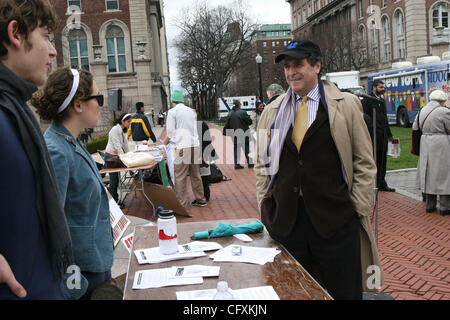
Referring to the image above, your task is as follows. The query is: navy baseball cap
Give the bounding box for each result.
[275,39,322,63]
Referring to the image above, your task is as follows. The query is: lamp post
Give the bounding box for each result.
[255,53,263,102]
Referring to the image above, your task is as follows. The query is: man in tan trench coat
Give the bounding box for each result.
[254,39,383,299]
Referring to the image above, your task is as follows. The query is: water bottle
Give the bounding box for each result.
[213,281,235,300]
[157,209,178,255]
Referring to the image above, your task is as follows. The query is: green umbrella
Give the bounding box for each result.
[192,220,264,240]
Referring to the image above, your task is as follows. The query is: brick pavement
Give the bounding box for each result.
[121,123,449,300]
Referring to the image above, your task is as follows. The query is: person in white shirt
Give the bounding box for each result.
[104,113,132,202]
[166,90,206,208]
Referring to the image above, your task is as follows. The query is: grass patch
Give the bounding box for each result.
[85,135,108,154]
[387,126,418,170]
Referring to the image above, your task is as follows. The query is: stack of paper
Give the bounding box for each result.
[132,265,220,290]
[176,285,280,300]
[134,241,222,265]
[209,245,281,265]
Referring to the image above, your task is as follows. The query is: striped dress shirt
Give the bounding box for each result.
[295,84,320,128]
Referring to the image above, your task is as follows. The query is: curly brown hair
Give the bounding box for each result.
[0,0,58,58]
[30,67,94,122]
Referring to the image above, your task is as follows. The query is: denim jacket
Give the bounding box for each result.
[44,123,113,273]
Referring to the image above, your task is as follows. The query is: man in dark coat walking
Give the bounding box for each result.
[361,79,395,192]
[224,99,253,169]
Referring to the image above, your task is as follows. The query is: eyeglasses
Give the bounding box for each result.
[83,94,104,107]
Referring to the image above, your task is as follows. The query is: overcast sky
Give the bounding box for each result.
[162,0,291,91]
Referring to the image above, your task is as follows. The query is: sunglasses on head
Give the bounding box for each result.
[83,94,104,107]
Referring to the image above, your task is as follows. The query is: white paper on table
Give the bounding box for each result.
[176,285,280,300]
[134,247,206,265]
[179,241,223,252]
[135,144,149,152]
[233,234,253,242]
[167,265,220,279]
[132,268,203,289]
[209,245,281,265]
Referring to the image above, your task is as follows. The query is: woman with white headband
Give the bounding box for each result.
[31,67,113,299]
[104,112,132,203]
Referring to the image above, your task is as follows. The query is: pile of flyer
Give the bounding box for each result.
[132,265,220,290]
[134,241,222,265]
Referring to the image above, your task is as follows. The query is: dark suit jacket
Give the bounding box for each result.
[261,103,355,239]
[361,93,392,141]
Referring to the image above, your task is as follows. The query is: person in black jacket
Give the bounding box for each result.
[361,80,395,192]
[127,102,156,143]
[224,99,253,169]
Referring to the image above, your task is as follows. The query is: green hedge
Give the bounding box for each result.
[85,135,108,154]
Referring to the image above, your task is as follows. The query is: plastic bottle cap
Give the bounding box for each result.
[217,281,229,292]
[158,209,174,219]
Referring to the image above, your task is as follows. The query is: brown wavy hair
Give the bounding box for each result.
[0,0,58,58]
[31,67,94,122]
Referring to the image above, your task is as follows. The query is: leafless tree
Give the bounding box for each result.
[173,0,257,119]
[312,22,370,73]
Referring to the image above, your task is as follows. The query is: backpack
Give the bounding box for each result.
[208,163,230,183]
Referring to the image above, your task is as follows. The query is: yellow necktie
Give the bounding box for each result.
[292,96,308,151]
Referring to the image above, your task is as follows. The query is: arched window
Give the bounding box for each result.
[106,25,126,73]
[382,16,391,61]
[68,29,89,70]
[394,10,405,59]
[359,25,366,42]
[433,3,449,28]
[370,20,378,62]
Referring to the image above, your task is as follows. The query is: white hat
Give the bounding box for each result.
[429,89,448,102]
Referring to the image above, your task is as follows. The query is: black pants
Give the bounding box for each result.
[375,137,388,188]
[201,175,210,201]
[270,197,362,300]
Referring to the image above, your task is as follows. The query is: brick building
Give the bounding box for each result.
[50,0,170,132]
[286,0,450,85]
[252,24,292,97]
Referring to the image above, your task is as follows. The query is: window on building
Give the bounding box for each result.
[106,0,119,11]
[433,4,449,28]
[395,10,405,59]
[382,0,387,8]
[359,25,366,42]
[358,0,363,18]
[396,10,404,36]
[382,17,391,61]
[68,0,81,12]
[398,38,405,59]
[68,29,89,71]
[106,25,126,73]
[370,20,378,62]
[263,41,267,47]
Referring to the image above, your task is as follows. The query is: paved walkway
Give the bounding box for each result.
[114,123,449,300]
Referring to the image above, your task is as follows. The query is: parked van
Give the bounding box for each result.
[217,96,256,120]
